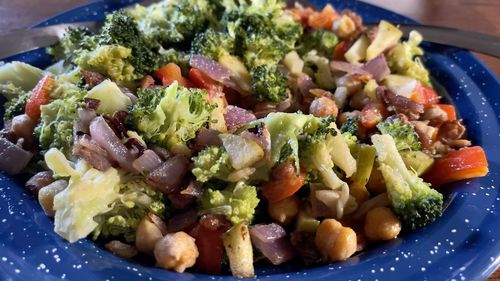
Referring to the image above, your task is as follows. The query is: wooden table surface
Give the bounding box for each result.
[0,0,498,279]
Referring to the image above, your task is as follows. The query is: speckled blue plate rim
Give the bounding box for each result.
[1,0,499,281]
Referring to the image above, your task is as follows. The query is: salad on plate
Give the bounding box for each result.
[0,0,489,277]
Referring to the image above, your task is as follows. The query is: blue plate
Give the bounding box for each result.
[1,0,499,280]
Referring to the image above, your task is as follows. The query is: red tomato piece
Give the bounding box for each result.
[25,75,56,120]
[155,63,193,87]
[423,146,488,187]
[262,163,306,203]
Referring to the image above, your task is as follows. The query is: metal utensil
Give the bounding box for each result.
[366,23,500,58]
[1,8,500,59]
[0,22,102,59]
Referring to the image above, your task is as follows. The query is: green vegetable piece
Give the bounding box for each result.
[128,82,214,154]
[251,64,288,103]
[46,149,121,243]
[351,144,377,185]
[387,30,431,86]
[295,210,320,232]
[130,0,214,46]
[366,20,403,60]
[75,45,136,87]
[400,150,435,176]
[344,34,369,63]
[222,222,254,278]
[200,181,259,225]
[0,61,43,92]
[2,85,30,120]
[377,117,422,152]
[93,178,166,242]
[191,29,235,60]
[35,84,86,157]
[297,29,338,57]
[371,134,443,230]
[302,50,335,90]
[219,134,264,170]
[192,146,234,183]
[86,80,132,114]
[46,26,95,61]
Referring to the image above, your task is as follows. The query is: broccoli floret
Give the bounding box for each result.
[371,134,443,230]
[47,26,95,61]
[128,82,214,154]
[97,11,159,77]
[251,64,288,103]
[241,113,326,179]
[297,29,338,57]
[387,31,431,86]
[130,0,214,46]
[192,146,234,183]
[2,84,30,120]
[221,0,302,69]
[75,45,136,87]
[300,120,357,183]
[199,181,259,224]
[93,178,166,242]
[376,117,422,151]
[34,84,86,157]
[299,120,357,218]
[302,50,335,90]
[191,29,235,60]
[340,116,360,136]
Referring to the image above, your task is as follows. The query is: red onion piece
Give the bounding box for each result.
[150,145,172,161]
[330,60,371,77]
[0,137,33,175]
[189,54,232,83]
[146,155,189,194]
[89,116,137,173]
[194,128,222,151]
[72,134,113,171]
[167,210,198,233]
[132,149,163,174]
[224,105,256,132]
[179,180,203,198]
[362,54,390,81]
[250,223,295,265]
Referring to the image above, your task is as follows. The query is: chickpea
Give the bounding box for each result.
[268,195,300,225]
[309,96,339,118]
[38,180,67,217]
[315,219,357,262]
[364,207,401,241]
[154,231,199,273]
[136,215,164,255]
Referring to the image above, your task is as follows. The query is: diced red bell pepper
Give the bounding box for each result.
[333,40,349,61]
[155,63,193,88]
[423,146,488,187]
[436,104,457,121]
[188,68,224,99]
[262,163,306,203]
[25,75,56,120]
[411,83,440,106]
[194,216,230,274]
[308,4,340,30]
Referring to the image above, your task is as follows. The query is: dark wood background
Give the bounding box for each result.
[0,0,498,279]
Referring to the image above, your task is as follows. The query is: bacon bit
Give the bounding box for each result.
[140,75,157,88]
[377,87,424,120]
[81,70,106,88]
